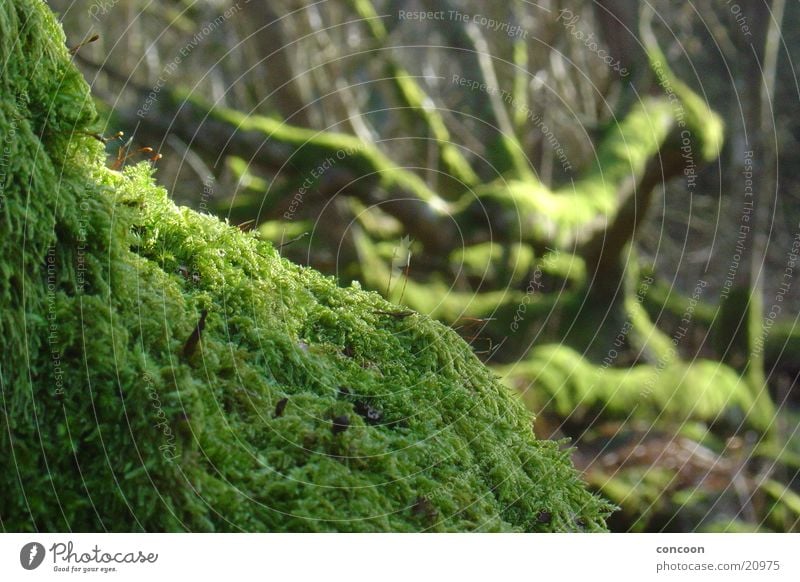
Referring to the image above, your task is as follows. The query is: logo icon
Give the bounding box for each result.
[20,542,46,570]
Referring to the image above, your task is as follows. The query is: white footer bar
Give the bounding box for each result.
[1,533,798,581]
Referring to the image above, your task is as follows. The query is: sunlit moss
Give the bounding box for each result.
[503,344,765,430]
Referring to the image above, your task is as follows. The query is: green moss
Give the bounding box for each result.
[645,42,724,162]
[0,0,611,532]
[472,98,676,248]
[351,228,570,325]
[587,467,675,532]
[503,345,762,430]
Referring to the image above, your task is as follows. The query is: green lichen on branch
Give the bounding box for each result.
[0,0,612,532]
[503,345,764,431]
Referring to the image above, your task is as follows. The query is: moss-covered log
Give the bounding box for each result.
[502,344,769,432]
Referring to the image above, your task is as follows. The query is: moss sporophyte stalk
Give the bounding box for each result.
[0,0,613,531]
